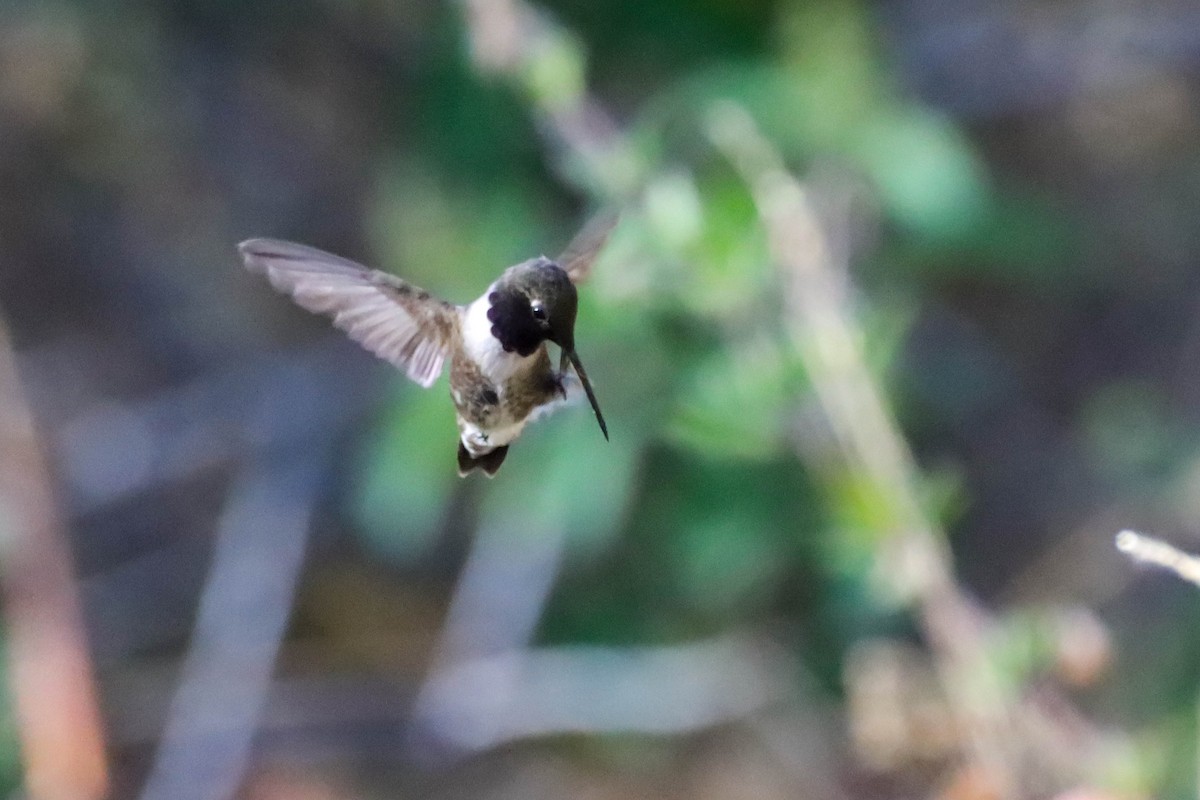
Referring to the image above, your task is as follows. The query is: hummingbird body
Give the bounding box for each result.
[240,220,611,477]
[451,273,562,473]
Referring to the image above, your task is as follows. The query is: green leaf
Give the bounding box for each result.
[853,110,991,243]
[664,336,798,460]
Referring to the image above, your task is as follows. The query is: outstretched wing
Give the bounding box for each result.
[557,212,618,284]
[240,238,458,388]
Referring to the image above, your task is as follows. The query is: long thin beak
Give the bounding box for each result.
[560,349,608,440]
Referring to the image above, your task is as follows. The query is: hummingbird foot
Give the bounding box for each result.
[548,371,570,400]
[556,371,583,402]
[523,372,583,427]
[544,370,584,402]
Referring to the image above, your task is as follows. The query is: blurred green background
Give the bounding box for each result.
[1,0,1199,798]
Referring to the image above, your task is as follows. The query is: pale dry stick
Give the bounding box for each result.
[1115,529,1200,586]
[1115,529,1200,800]
[0,315,108,800]
[705,102,1020,797]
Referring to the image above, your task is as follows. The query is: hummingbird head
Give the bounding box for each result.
[486,257,609,439]
[486,258,577,355]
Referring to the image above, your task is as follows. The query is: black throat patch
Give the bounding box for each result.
[486,288,544,356]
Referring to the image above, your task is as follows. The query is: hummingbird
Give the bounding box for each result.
[239,216,612,477]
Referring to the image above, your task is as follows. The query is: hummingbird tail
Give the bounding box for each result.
[456,442,509,478]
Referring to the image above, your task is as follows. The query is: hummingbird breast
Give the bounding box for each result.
[461,292,536,382]
[452,293,558,455]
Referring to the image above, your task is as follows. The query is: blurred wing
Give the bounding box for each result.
[557,211,618,284]
[239,238,458,388]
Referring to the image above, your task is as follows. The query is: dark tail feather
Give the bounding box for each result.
[457,442,509,477]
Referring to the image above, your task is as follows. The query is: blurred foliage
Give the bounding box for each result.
[0,643,20,796]
[6,0,1200,796]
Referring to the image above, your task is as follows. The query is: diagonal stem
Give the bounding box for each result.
[138,459,318,800]
[0,315,108,800]
[707,101,1019,796]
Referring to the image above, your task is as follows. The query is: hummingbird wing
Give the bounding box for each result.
[240,238,457,388]
[557,212,618,284]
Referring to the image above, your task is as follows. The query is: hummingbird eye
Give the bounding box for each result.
[530,301,548,323]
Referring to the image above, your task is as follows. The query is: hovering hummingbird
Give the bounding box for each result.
[239,216,612,477]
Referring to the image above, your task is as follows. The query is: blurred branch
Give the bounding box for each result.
[31,342,373,518]
[407,520,567,757]
[0,316,108,799]
[1116,528,1200,587]
[705,102,1022,796]
[138,458,320,800]
[407,521,791,758]
[457,0,635,199]
[414,636,788,752]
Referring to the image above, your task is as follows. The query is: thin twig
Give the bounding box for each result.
[0,314,108,799]
[1116,529,1200,587]
[705,102,1021,797]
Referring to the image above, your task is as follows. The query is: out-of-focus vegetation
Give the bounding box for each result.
[2,0,1200,798]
